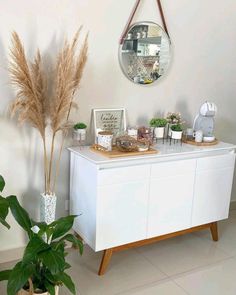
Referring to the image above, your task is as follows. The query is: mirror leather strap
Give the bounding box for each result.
[119,0,170,44]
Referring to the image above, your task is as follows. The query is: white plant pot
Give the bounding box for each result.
[18,286,59,295]
[171,130,183,140]
[73,129,86,141]
[154,127,165,139]
[40,193,57,224]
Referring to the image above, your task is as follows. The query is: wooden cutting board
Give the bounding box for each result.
[90,146,158,158]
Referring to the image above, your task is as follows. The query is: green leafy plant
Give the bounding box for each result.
[171,124,183,132]
[73,122,87,130]
[149,118,167,128]
[0,194,83,295]
[0,175,10,229]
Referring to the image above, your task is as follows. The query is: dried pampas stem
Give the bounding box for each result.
[9,29,88,195]
[52,33,88,192]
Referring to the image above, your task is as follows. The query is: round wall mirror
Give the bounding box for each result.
[119,21,171,85]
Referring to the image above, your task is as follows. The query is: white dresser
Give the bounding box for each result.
[69,142,236,275]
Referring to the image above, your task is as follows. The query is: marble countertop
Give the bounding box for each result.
[68,141,236,167]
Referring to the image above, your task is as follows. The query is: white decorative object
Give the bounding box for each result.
[73,129,86,142]
[193,101,217,138]
[171,130,183,140]
[40,194,57,224]
[127,127,138,140]
[133,76,140,83]
[69,142,236,251]
[203,136,215,142]
[97,131,113,151]
[127,33,132,39]
[18,286,59,295]
[154,127,165,139]
[194,130,203,143]
[93,108,126,142]
[186,128,193,136]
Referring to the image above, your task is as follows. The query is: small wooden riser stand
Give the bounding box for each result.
[98,222,218,276]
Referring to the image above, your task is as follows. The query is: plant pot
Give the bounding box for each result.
[171,130,183,140]
[154,127,165,139]
[73,129,86,141]
[18,286,59,295]
[168,124,173,136]
[40,193,57,224]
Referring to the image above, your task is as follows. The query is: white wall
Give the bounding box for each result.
[0,0,236,251]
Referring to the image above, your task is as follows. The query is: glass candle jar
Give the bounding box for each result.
[127,127,138,140]
[97,131,113,151]
[138,127,153,145]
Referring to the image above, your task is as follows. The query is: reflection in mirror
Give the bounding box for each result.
[119,22,171,85]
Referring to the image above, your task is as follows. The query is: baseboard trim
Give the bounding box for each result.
[0,241,73,264]
[230,201,236,210]
[0,247,25,264]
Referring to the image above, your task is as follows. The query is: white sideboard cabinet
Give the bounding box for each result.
[69,142,236,275]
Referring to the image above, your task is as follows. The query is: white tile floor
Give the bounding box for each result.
[1,210,236,295]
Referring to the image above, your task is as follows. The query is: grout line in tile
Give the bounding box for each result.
[192,231,236,258]
[169,255,235,281]
[133,247,170,277]
[171,278,191,295]
[114,277,175,295]
[134,238,234,279]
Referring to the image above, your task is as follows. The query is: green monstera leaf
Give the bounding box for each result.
[0,196,10,229]
[0,175,5,192]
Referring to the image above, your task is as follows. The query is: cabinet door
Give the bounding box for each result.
[96,180,149,251]
[192,154,235,226]
[147,159,196,238]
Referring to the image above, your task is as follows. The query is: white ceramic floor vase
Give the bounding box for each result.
[154,127,165,139]
[40,193,57,224]
[18,286,59,295]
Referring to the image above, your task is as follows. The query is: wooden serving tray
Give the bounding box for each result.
[182,138,219,146]
[90,146,158,158]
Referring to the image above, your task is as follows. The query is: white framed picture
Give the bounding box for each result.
[93,108,127,141]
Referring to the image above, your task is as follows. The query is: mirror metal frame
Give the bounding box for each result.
[118,21,172,86]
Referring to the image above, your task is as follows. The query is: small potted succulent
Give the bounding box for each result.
[0,175,83,295]
[166,112,183,136]
[149,118,167,139]
[170,124,183,140]
[73,122,87,142]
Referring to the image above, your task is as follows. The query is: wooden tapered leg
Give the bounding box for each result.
[210,222,218,241]
[98,249,113,276]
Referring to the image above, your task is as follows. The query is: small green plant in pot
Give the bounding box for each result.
[73,122,87,142]
[166,112,184,136]
[0,178,83,295]
[170,124,183,140]
[149,118,167,139]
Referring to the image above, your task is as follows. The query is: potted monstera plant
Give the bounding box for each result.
[0,175,83,295]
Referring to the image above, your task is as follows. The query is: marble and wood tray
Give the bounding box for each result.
[182,138,219,146]
[90,146,158,158]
